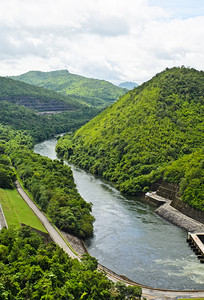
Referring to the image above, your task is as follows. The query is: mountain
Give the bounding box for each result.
[56,67,204,211]
[118,81,138,90]
[0,76,83,112]
[0,76,100,142]
[10,70,127,108]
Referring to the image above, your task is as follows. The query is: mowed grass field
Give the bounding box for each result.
[0,188,47,232]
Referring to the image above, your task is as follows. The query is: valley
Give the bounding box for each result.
[0,66,203,298]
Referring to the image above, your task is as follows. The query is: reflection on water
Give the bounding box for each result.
[34,139,204,290]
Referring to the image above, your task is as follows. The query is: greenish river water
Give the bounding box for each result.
[34,139,204,290]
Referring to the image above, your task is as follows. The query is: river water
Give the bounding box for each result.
[34,139,204,290]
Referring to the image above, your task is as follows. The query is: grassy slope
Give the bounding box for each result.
[0,188,46,232]
[56,67,204,210]
[10,70,127,108]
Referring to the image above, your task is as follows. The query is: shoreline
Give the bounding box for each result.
[61,231,88,256]
[145,191,204,233]
[62,191,204,265]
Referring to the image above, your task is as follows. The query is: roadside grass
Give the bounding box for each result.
[16,179,78,255]
[0,188,47,233]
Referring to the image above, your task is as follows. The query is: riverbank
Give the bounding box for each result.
[34,139,204,291]
[145,192,204,232]
[61,231,88,256]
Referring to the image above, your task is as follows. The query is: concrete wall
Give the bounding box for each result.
[171,198,204,224]
[156,181,204,224]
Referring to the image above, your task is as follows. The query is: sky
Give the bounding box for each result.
[0,0,203,85]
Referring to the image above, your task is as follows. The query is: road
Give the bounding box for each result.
[15,181,78,259]
[15,181,204,299]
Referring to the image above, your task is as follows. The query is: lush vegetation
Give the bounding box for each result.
[0,226,142,299]
[56,67,204,211]
[11,150,95,238]
[162,150,204,210]
[0,75,102,143]
[0,101,100,143]
[11,70,127,108]
[0,125,94,238]
[0,75,81,111]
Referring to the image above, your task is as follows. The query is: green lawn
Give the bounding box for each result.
[0,188,47,233]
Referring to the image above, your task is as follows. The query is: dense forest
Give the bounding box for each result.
[0,101,99,142]
[11,70,127,108]
[0,124,94,238]
[56,67,204,211]
[0,76,82,111]
[0,226,142,299]
[0,124,141,298]
[0,75,102,143]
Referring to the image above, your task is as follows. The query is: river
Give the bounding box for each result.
[34,139,204,290]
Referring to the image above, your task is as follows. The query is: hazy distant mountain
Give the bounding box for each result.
[118,81,138,90]
[11,70,127,108]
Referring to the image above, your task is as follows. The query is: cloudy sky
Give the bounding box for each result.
[0,0,203,84]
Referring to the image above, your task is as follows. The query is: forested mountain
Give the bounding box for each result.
[10,70,127,108]
[0,101,99,142]
[56,67,204,211]
[0,76,101,142]
[0,75,84,112]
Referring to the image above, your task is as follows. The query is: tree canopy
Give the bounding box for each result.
[56,67,204,211]
[0,226,142,299]
[10,70,127,108]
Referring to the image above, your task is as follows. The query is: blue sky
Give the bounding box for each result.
[148,0,204,19]
[0,0,203,84]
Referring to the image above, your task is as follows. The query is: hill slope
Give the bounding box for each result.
[0,76,84,112]
[10,70,127,108]
[0,101,99,142]
[0,76,100,142]
[56,67,204,210]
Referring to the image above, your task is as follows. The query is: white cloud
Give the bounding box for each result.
[0,0,203,84]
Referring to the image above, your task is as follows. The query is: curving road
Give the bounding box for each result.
[15,180,204,299]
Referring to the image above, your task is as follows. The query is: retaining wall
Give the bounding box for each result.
[155,181,204,225]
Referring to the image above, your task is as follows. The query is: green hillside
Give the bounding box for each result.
[56,67,204,211]
[0,101,99,142]
[0,76,100,142]
[0,75,84,112]
[10,70,127,108]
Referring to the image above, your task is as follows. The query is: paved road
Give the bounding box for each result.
[16,181,204,299]
[0,203,8,230]
[15,181,78,259]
